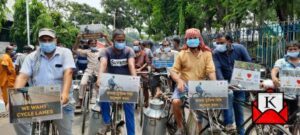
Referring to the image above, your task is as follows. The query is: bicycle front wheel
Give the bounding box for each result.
[245,123,291,135]
[81,91,90,134]
[292,123,300,135]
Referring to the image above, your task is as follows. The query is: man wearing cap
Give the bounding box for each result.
[170,28,216,135]
[0,45,16,104]
[14,28,76,135]
[73,35,103,110]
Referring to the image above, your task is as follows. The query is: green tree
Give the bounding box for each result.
[11,0,79,49]
[10,0,46,48]
[101,0,136,29]
[0,0,8,32]
[55,1,102,25]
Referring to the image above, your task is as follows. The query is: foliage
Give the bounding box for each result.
[11,0,79,49]
[0,0,8,32]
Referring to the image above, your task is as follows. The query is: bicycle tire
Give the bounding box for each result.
[32,121,51,135]
[81,91,90,134]
[111,103,118,135]
[139,88,144,127]
[49,121,58,135]
[245,123,291,135]
[293,123,300,135]
[89,82,93,104]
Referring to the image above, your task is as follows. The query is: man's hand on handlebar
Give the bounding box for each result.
[177,79,185,92]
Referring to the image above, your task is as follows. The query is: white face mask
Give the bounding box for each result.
[163,47,171,52]
[215,44,227,52]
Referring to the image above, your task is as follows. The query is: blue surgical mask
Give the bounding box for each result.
[133,46,140,52]
[40,42,56,53]
[186,38,200,48]
[90,47,97,51]
[114,42,126,50]
[163,47,171,52]
[287,51,299,58]
[215,44,227,52]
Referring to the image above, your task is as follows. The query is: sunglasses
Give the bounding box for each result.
[216,42,225,45]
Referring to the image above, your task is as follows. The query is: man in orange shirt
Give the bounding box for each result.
[170,28,216,135]
[0,46,16,104]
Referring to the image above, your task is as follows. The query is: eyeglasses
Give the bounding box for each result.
[216,42,225,45]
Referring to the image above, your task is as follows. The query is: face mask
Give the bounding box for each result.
[215,44,227,52]
[186,38,200,48]
[90,47,97,51]
[133,46,140,52]
[40,42,56,53]
[114,42,126,50]
[287,51,299,58]
[163,47,171,52]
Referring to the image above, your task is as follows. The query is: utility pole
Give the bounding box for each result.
[26,0,30,46]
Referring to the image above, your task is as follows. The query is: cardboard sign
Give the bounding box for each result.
[280,69,300,95]
[9,86,62,123]
[152,52,175,68]
[99,73,140,103]
[81,33,102,39]
[230,61,261,90]
[188,81,228,110]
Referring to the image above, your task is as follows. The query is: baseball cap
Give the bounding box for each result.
[38,28,56,38]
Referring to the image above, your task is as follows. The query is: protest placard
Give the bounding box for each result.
[99,73,140,103]
[81,33,102,39]
[152,52,175,68]
[188,81,228,110]
[230,61,261,90]
[9,85,62,123]
[280,69,300,95]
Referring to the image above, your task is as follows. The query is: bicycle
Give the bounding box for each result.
[109,103,125,135]
[32,120,58,135]
[197,84,291,135]
[81,74,97,134]
[159,91,189,135]
[73,70,83,109]
[289,95,300,134]
[136,71,150,127]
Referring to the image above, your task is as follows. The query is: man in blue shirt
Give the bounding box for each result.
[76,40,88,71]
[97,29,136,135]
[213,34,251,135]
[13,28,76,135]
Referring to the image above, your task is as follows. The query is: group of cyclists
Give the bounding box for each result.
[1,25,299,135]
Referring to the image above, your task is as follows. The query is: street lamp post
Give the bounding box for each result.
[26,0,30,46]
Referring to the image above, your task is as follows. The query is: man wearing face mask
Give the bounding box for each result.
[151,40,177,97]
[213,34,251,135]
[14,28,76,135]
[73,37,103,110]
[0,45,16,105]
[271,41,300,130]
[170,28,216,135]
[96,29,136,135]
[133,42,151,107]
[75,40,89,72]
[140,40,154,61]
